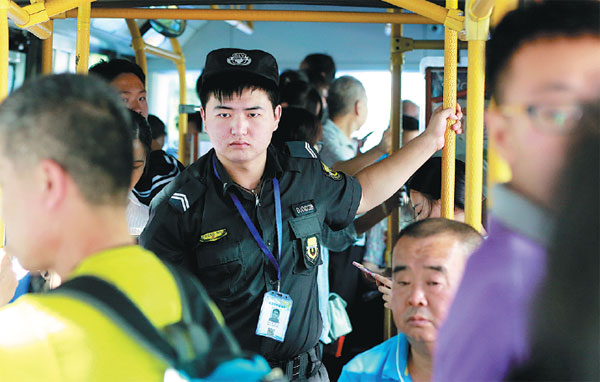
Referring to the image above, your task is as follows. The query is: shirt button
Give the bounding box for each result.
[267,241,272,247]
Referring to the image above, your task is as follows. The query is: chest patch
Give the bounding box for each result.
[199,229,227,243]
[321,162,342,181]
[292,200,316,217]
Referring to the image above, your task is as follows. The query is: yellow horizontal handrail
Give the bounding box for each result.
[143,43,183,63]
[382,0,464,31]
[60,8,437,24]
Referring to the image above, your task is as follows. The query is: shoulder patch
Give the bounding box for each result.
[168,178,205,214]
[321,162,342,181]
[285,141,319,159]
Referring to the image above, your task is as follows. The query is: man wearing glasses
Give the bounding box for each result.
[433,2,600,381]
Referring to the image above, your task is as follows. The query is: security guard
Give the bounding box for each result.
[141,48,462,381]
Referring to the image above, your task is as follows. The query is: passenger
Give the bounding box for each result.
[433,2,600,381]
[88,58,148,117]
[127,111,152,237]
[280,80,324,120]
[89,59,184,205]
[321,75,392,175]
[402,100,420,119]
[271,106,322,151]
[0,74,237,380]
[339,219,482,382]
[279,69,309,87]
[300,53,336,86]
[140,48,461,382]
[508,101,599,381]
[402,115,420,147]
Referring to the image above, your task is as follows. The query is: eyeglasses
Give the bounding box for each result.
[495,103,583,133]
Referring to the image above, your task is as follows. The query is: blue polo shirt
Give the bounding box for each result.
[339,333,413,382]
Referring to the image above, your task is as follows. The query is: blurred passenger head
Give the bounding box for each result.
[187,111,203,135]
[391,218,482,345]
[280,80,323,120]
[89,59,148,118]
[402,100,420,119]
[271,107,322,151]
[508,101,600,381]
[327,76,368,130]
[147,114,166,151]
[129,110,152,190]
[402,115,420,145]
[0,74,132,269]
[279,69,309,87]
[299,53,336,85]
[484,1,600,208]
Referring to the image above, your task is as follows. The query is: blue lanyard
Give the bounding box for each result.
[212,156,283,282]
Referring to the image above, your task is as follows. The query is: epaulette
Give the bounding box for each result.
[168,177,205,214]
[285,141,319,159]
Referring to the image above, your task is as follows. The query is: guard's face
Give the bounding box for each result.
[391,234,467,345]
[111,73,148,118]
[202,88,281,170]
[486,36,600,207]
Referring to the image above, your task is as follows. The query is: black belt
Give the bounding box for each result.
[267,343,323,381]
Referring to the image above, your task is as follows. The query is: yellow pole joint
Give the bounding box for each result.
[18,0,95,28]
[466,0,492,41]
[382,0,464,31]
[441,0,458,220]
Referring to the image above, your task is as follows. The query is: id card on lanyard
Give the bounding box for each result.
[212,156,292,342]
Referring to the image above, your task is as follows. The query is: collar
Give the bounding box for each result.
[69,245,142,280]
[382,333,411,381]
[491,183,556,247]
[323,119,357,149]
[212,147,283,196]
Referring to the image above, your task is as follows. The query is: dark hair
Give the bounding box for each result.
[89,58,146,85]
[403,115,419,132]
[279,69,309,87]
[147,114,166,140]
[508,101,600,381]
[395,218,482,257]
[486,1,599,103]
[129,111,152,162]
[187,111,203,134]
[0,74,133,205]
[199,72,279,111]
[280,80,323,120]
[300,53,336,84]
[327,76,366,120]
[409,157,466,208]
[271,107,322,150]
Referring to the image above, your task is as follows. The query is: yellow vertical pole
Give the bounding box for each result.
[125,19,148,82]
[385,18,403,341]
[465,40,485,230]
[441,0,458,219]
[0,0,8,247]
[169,37,188,165]
[41,19,53,74]
[75,1,91,74]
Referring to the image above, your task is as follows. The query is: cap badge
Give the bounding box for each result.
[226,52,252,66]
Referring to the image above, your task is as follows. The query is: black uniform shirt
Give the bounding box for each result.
[140,143,361,360]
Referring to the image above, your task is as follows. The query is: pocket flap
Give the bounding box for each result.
[289,215,321,239]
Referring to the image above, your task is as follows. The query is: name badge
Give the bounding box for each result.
[256,291,293,342]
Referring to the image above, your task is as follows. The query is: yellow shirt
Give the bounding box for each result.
[0,246,182,382]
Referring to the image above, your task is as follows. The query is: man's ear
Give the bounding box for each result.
[38,159,68,210]
[273,104,282,132]
[485,109,515,165]
[200,106,206,122]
